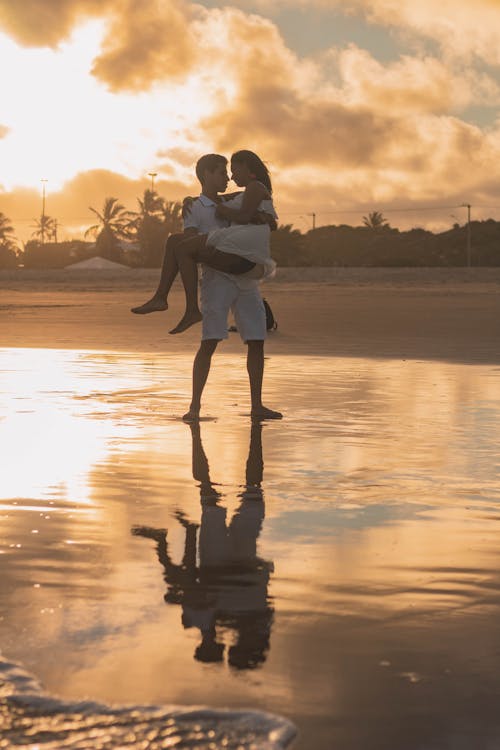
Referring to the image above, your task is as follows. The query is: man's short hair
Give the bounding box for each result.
[195,154,227,184]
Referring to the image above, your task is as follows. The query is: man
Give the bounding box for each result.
[132,153,282,421]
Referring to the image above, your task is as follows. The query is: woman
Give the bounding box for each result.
[157,150,277,334]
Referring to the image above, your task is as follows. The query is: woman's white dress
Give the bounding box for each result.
[206,192,277,279]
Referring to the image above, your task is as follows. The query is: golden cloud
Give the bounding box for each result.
[2,0,500,234]
[0,124,10,138]
[361,0,500,64]
[0,0,200,90]
[263,0,500,65]
[0,0,107,47]
[91,0,200,91]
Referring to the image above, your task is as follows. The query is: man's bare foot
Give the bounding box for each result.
[131,296,168,314]
[169,311,202,334]
[251,406,283,420]
[182,408,200,422]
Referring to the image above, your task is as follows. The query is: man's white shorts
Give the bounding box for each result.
[200,272,266,342]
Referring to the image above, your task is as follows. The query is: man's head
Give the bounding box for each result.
[195,154,228,193]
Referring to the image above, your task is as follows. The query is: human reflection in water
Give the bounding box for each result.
[132,421,274,670]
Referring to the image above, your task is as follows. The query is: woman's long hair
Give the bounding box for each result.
[231,150,272,194]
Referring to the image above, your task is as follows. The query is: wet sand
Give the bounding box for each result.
[1,267,500,363]
[1,268,500,749]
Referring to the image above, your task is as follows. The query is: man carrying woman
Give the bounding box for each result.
[131,151,282,422]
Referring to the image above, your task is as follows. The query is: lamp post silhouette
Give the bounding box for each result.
[148,172,158,192]
[40,179,48,244]
[461,203,472,267]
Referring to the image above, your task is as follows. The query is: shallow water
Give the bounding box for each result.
[1,347,500,749]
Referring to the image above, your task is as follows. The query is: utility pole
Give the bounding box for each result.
[462,203,471,267]
[148,172,158,192]
[308,212,316,230]
[41,179,48,245]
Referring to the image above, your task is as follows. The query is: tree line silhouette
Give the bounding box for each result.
[0,189,183,269]
[1,195,499,269]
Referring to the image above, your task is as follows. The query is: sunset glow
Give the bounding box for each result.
[1,0,500,239]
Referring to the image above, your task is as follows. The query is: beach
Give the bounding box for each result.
[1,267,500,362]
[1,267,500,749]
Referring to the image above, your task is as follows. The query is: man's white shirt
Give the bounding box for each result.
[182,193,228,234]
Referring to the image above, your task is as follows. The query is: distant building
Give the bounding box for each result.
[64,256,130,271]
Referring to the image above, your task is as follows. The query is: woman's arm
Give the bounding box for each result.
[216,181,269,224]
[220,190,243,201]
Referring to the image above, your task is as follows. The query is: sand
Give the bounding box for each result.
[2,267,500,750]
[1,267,499,363]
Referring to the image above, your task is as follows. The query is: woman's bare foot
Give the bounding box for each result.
[169,311,203,334]
[131,295,168,314]
[251,406,283,420]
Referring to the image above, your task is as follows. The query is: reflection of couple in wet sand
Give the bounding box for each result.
[132,421,274,669]
[131,150,282,422]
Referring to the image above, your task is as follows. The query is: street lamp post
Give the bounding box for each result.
[148,172,158,192]
[41,179,48,244]
[461,203,471,267]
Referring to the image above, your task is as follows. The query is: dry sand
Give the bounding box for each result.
[1,267,499,363]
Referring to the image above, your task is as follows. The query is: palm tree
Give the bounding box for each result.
[0,212,16,246]
[362,211,390,230]
[85,197,134,260]
[0,212,19,268]
[161,200,183,236]
[31,214,57,243]
[128,192,183,267]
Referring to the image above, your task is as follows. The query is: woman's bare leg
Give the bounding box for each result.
[131,233,185,314]
[169,235,209,334]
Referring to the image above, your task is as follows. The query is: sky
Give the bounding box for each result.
[1,0,500,241]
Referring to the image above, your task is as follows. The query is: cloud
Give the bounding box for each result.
[0,0,106,47]
[252,0,500,66]
[2,0,500,233]
[91,0,201,92]
[0,124,10,138]
[360,0,500,65]
[0,0,200,90]
[335,46,500,113]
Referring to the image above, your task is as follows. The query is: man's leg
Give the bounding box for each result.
[247,340,283,420]
[131,233,185,314]
[183,339,219,421]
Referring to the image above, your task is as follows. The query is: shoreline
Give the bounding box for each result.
[2,265,500,290]
[1,267,499,365]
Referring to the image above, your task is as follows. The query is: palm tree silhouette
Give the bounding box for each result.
[128,191,183,267]
[85,197,134,260]
[0,212,16,247]
[31,214,57,243]
[161,200,183,236]
[362,211,390,230]
[0,212,19,268]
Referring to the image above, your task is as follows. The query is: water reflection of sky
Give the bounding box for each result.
[1,347,500,750]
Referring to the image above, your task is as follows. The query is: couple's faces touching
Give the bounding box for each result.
[204,160,252,193]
